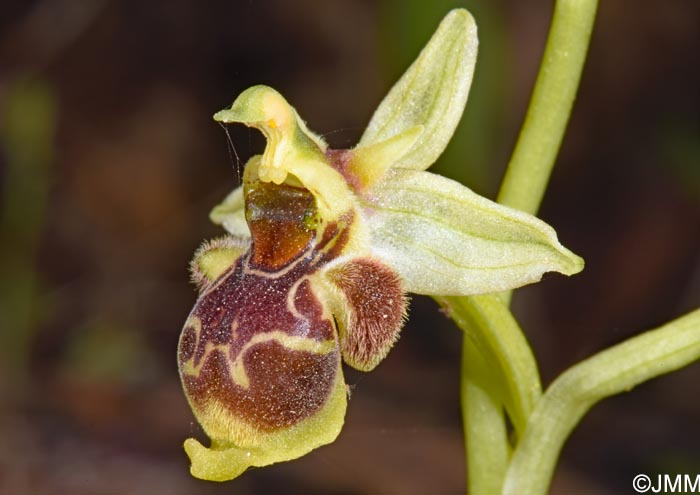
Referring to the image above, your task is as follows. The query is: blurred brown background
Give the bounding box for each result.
[0,1,698,494]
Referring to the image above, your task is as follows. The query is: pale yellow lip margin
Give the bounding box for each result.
[183,358,347,482]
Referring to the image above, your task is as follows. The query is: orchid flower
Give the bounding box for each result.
[177,9,583,482]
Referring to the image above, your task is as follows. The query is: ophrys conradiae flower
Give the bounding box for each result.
[178,9,583,481]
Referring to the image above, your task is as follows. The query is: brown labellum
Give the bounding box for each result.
[179,181,351,445]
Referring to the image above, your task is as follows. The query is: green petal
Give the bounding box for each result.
[350,126,423,189]
[358,8,478,171]
[362,169,583,295]
[209,184,251,238]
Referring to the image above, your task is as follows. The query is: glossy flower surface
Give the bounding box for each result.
[178,9,583,481]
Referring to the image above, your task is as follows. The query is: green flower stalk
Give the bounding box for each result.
[177,9,583,482]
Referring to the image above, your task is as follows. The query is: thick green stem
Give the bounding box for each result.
[449,1,599,493]
[438,294,541,494]
[461,337,509,495]
[497,0,599,216]
[440,295,541,434]
[503,309,700,495]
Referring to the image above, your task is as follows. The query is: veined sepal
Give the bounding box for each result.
[358,9,478,171]
[361,168,584,295]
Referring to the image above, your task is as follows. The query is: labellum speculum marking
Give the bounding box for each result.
[180,182,340,438]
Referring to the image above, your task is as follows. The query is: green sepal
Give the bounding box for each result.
[362,169,583,295]
[358,8,478,171]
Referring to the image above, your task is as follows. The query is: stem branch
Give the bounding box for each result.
[503,309,700,495]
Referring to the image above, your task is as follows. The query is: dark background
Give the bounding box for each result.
[1,1,698,494]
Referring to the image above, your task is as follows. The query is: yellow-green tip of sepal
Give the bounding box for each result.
[555,245,584,277]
